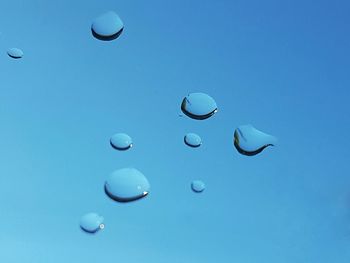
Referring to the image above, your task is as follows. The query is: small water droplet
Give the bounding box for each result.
[110,133,133,151]
[233,125,277,156]
[184,133,202,148]
[181,93,217,120]
[191,180,205,193]
[91,11,124,41]
[105,168,150,202]
[7,48,23,59]
[80,212,104,234]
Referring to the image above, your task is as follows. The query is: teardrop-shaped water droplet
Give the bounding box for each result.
[80,212,104,234]
[7,48,23,59]
[105,168,150,202]
[91,11,124,41]
[191,180,205,193]
[184,133,202,148]
[233,125,277,156]
[181,93,217,120]
[110,133,132,151]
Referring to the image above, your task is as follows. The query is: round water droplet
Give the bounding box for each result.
[7,48,23,59]
[191,180,205,193]
[234,124,277,156]
[105,168,150,202]
[80,212,104,234]
[181,92,217,120]
[110,133,133,151]
[91,11,124,41]
[184,133,202,148]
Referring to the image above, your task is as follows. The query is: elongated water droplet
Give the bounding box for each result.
[80,213,104,234]
[191,180,205,193]
[181,93,217,120]
[105,168,150,202]
[234,125,277,156]
[91,11,124,41]
[110,133,132,151]
[184,133,202,148]
[7,48,23,59]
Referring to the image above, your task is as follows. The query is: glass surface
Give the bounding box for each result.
[0,0,349,262]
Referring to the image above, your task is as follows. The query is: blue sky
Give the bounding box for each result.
[0,0,350,262]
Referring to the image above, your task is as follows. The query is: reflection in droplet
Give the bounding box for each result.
[7,48,23,59]
[80,213,104,234]
[91,11,124,41]
[110,133,132,151]
[191,180,205,193]
[181,93,217,120]
[184,133,202,148]
[234,125,277,156]
[105,168,150,202]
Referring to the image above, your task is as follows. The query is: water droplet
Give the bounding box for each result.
[191,180,205,193]
[233,125,277,156]
[7,48,23,59]
[181,92,217,120]
[110,133,133,151]
[105,168,150,202]
[184,133,202,148]
[80,212,104,234]
[91,11,124,41]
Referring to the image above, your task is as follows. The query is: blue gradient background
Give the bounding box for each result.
[1,0,350,262]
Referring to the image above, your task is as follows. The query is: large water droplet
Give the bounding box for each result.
[233,125,277,156]
[191,180,205,193]
[110,133,132,151]
[80,212,104,234]
[7,48,23,59]
[105,168,150,202]
[91,11,124,41]
[184,133,202,148]
[181,93,217,120]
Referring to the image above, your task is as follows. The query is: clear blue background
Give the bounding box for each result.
[1,0,350,262]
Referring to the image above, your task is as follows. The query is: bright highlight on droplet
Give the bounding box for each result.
[184,133,202,148]
[110,133,133,151]
[191,180,205,193]
[80,212,104,234]
[91,11,124,41]
[181,92,217,120]
[105,168,150,202]
[7,48,23,59]
[233,124,277,156]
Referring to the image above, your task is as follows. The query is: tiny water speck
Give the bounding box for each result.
[184,133,202,148]
[234,124,277,156]
[181,92,217,120]
[80,212,104,234]
[7,48,23,59]
[191,180,205,193]
[110,133,133,150]
[91,11,124,41]
[105,168,150,202]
